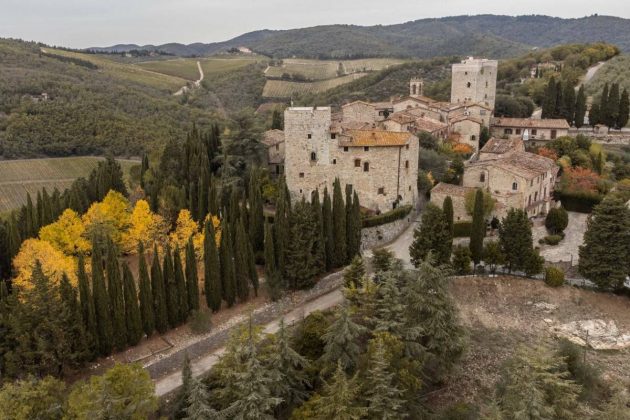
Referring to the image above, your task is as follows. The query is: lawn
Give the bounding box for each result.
[262,73,367,98]
[0,157,138,213]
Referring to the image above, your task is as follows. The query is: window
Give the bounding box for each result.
[480,173,485,182]
[531,129,537,135]
[465,71,468,75]
[331,133,336,139]
[515,129,521,135]
[534,192,538,201]
[405,160,409,169]
[332,159,337,165]
[530,180,533,187]
[512,182,518,191]
[354,159,361,167]
[307,134,312,139]
[310,152,316,161]
[471,135,476,141]
[528,195,532,205]
[275,166,280,175]
[405,144,409,150]
[551,129,557,139]
[505,128,513,135]
[343,147,349,152]
[364,146,370,151]
[275,144,279,151]
[299,172,304,178]
[467,82,471,88]
[378,187,385,195]
[485,81,488,87]
[363,162,370,172]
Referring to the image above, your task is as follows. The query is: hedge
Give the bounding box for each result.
[453,221,472,237]
[555,190,602,213]
[362,205,412,228]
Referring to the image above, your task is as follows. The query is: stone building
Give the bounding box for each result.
[284,107,419,212]
[450,57,498,109]
[490,117,570,145]
[262,129,285,175]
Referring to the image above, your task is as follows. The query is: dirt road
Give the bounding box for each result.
[173,61,204,96]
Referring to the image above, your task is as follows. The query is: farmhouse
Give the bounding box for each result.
[262,129,285,175]
[491,117,570,145]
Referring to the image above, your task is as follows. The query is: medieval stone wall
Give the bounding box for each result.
[451,58,498,109]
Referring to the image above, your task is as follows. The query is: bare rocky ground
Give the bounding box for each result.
[427,276,630,410]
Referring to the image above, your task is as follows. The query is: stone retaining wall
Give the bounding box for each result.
[360,209,417,251]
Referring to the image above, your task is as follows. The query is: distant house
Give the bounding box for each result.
[262,129,285,176]
[491,117,570,145]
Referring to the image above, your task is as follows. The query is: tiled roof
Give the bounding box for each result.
[469,151,558,179]
[492,117,570,129]
[480,137,524,155]
[262,129,284,146]
[450,114,483,125]
[394,95,435,105]
[413,116,448,132]
[431,182,475,198]
[340,129,414,147]
[386,113,416,125]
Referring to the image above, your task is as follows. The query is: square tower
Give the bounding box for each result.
[450,57,498,110]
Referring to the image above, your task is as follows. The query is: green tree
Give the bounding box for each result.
[371,248,396,273]
[285,200,325,290]
[137,242,155,337]
[151,244,168,334]
[600,83,610,126]
[248,169,265,253]
[0,376,67,420]
[618,88,629,129]
[105,239,126,350]
[343,256,366,289]
[545,207,569,234]
[443,196,454,236]
[234,218,251,303]
[184,377,221,420]
[306,362,367,420]
[271,109,283,130]
[204,219,222,312]
[483,241,505,274]
[607,83,620,128]
[185,237,200,311]
[174,247,189,323]
[163,244,180,328]
[579,197,630,290]
[452,245,472,275]
[77,254,97,355]
[174,354,193,419]
[332,178,348,267]
[499,209,536,273]
[122,262,143,346]
[264,222,282,300]
[321,305,367,373]
[363,339,407,419]
[464,188,495,217]
[479,126,491,149]
[470,189,486,265]
[322,187,335,271]
[542,76,558,119]
[575,85,587,128]
[269,319,310,407]
[92,245,113,355]
[417,170,433,198]
[220,222,236,307]
[67,363,157,419]
[409,203,452,266]
[562,81,576,125]
[274,179,291,277]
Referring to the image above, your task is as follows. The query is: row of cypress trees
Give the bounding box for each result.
[541,76,587,127]
[589,82,630,129]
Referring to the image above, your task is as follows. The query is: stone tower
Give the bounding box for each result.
[450,57,498,109]
[409,78,424,97]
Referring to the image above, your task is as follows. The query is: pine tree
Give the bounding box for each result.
[332,178,347,267]
[174,354,193,419]
[499,209,537,273]
[220,223,236,307]
[234,219,251,303]
[343,256,366,288]
[163,245,179,327]
[579,197,630,290]
[575,85,587,128]
[469,189,486,265]
[321,305,367,373]
[310,362,367,419]
[185,238,200,312]
[409,203,452,266]
[204,220,222,312]
[91,245,113,356]
[269,319,310,407]
[322,187,335,271]
[184,377,220,420]
[364,339,407,419]
[77,254,98,354]
[138,242,155,337]
[122,262,143,346]
[151,244,168,334]
[174,248,189,322]
[106,239,126,350]
[618,88,629,129]
[443,196,454,237]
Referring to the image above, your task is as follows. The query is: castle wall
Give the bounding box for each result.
[342,102,377,123]
[451,119,481,150]
[451,58,498,109]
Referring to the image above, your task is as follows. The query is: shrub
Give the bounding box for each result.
[555,190,602,213]
[544,266,565,287]
[545,207,569,234]
[362,205,412,228]
[556,339,607,403]
[451,245,472,275]
[189,310,212,334]
[543,234,563,245]
[453,221,472,237]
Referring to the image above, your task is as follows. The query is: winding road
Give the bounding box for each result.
[173,60,204,96]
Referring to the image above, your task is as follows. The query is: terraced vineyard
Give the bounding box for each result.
[0,157,137,213]
[263,73,367,98]
[265,58,405,80]
[137,57,261,80]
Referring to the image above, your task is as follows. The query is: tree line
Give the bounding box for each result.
[588,82,630,129]
[541,76,587,127]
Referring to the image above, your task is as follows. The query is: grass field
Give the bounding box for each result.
[264,58,405,80]
[0,157,138,213]
[43,48,186,92]
[262,73,367,98]
[585,55,630,97]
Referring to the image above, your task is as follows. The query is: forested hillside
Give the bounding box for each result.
[0,39,216,159]
[94,15,630,59]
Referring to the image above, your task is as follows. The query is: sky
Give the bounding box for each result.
[0,0,628,48]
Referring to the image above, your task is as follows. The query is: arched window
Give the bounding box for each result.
[310,152,316,161]
[479,173,485,182]
[512,182,518,191]
[363,162,370,172]
[412,84,417,95]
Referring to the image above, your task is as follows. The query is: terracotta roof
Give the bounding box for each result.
[480,137,524,155]
[469,151,558,179]
[262,129,284,146]
[413,116,448,132]
[431,182,475,198]
[331,120,374,133]
[492,117,570,129]
[340,129,414,147]
[386,113,416,125]
[450,114,483,125]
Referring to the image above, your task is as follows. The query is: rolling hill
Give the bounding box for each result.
[92,15,630,59]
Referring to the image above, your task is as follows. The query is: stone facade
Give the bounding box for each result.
[451,57,498,109]
[491,117,570,146]
[284,107,419,212]
[360,209,417,251]
[262,129,285,176]
[450,116,482,150]
[342,101,378,123]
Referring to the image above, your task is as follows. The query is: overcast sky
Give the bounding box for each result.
[0,0,627,48]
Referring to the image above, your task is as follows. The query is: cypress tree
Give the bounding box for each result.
[220,222,236,307]
[25,193,37,238]
[91,244,113,356]
[59,272,90,367]
[562,82,576,125]
[600,83,610,126]
[469,189,486,265]
[204,220,222,312]
[271,109,283,130]
[332,178,347,267]
[345,185,354,262]
[322,187,335,271]
[409,203,452,266]
[185,237,200,312]
[274,179,290,276]
[41,188,53,226]
[208,176,218,216]
[163,245,179,328]
[197,168,210,222]
[541,77,558,119]
[77,254,97,354]
[7,215,21,259]
[122,262,143,346]
[589,102,601,126]
[285,200,325,289]
[351,191,362,257]
[248,170,265,253]
[36,191,43,229]
[140,153,149,189]
[555,80,564,120]
[608,83,620,128]
[443,196,454,237]
[151,244,168,334]
[138,243,154,337]
[264,222,282,300]
[575,85,587,128]
[234,218,251,303]
[106,239,126,350]
[173,247,189,322]
[618,88,629,129]
[245,228,259,297]
[310,189,326,273]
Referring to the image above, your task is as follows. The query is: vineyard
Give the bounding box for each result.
[585,55,630,96]
[262,73,367,98]
[137,57,260,80]
[264,58,405,80]
[0,157,137,213]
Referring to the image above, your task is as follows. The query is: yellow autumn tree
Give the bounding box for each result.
[123,199,167,253]
[13,239,77,290]
[83,191,131,246]
[39,208,91,255]
[169,210,221,259]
